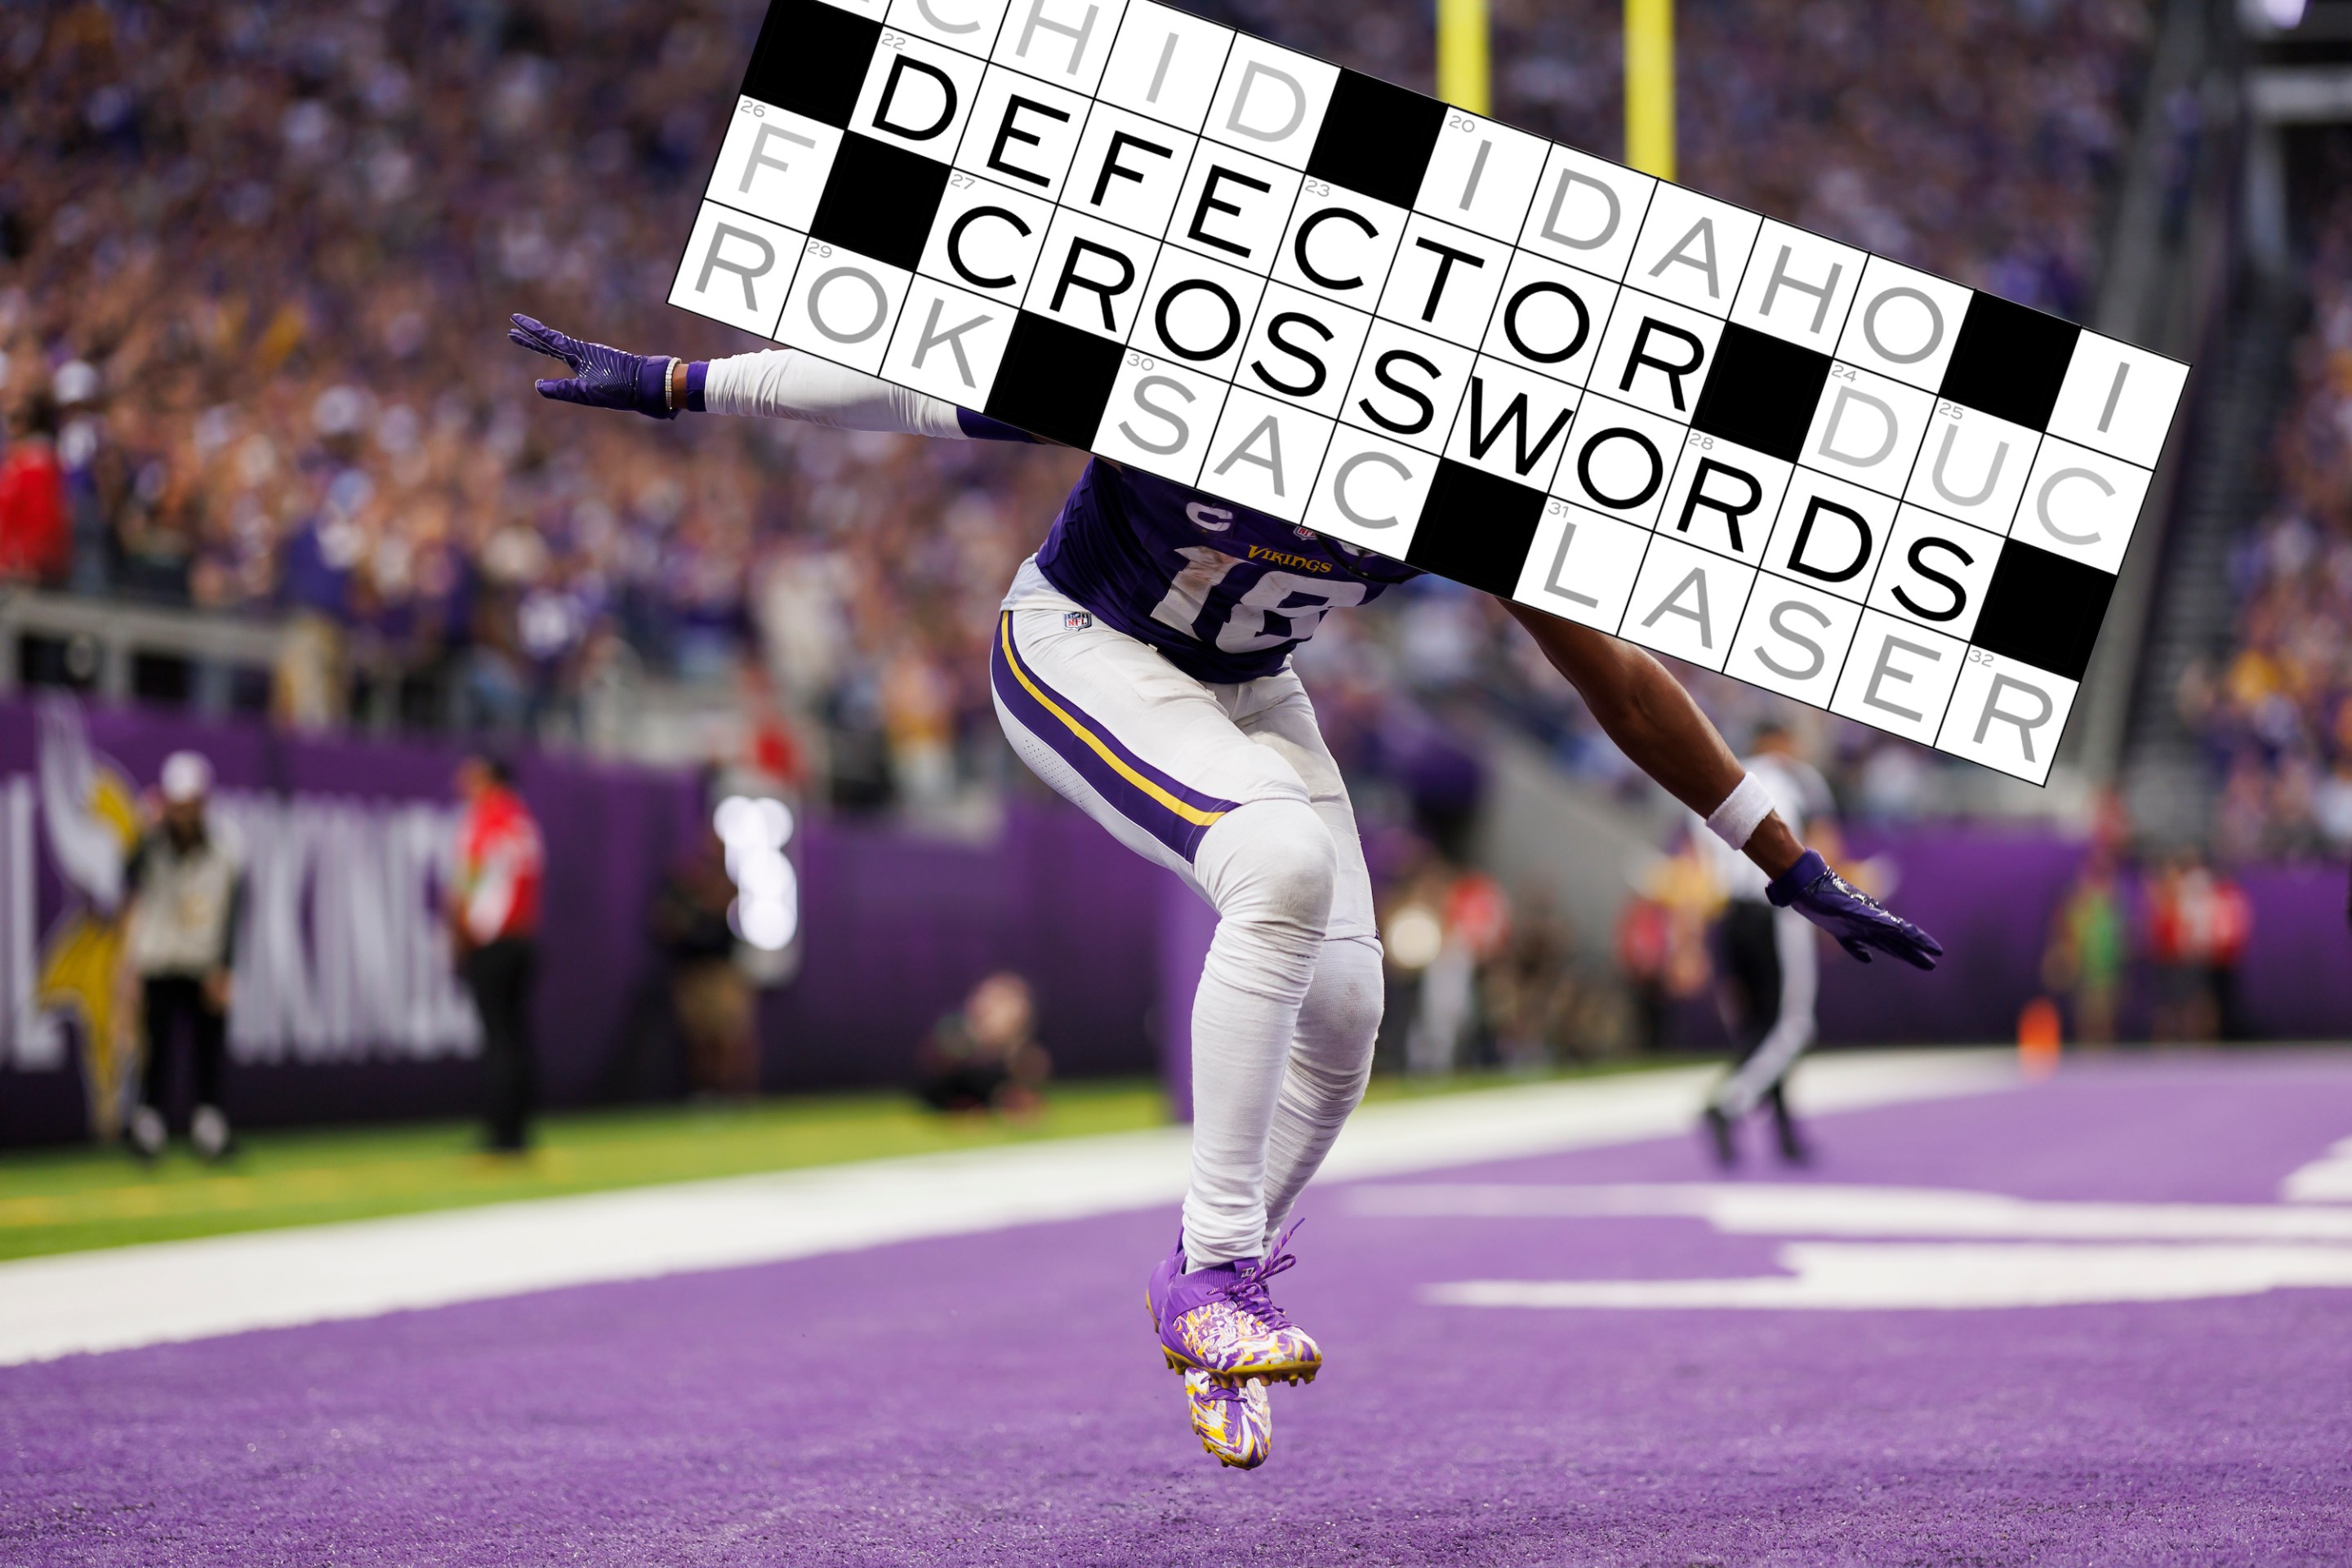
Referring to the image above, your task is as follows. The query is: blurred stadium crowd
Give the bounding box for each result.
[2185,137,2352,859]
[0,0,2158,820]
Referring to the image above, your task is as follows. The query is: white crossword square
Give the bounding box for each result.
[672,203,805,336]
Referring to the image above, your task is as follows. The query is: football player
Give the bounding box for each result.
[510,319,1942,1468]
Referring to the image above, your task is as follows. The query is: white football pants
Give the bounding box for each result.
[990,561,1382,1267]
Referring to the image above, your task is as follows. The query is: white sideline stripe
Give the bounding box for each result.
[0,1050,2010,1365]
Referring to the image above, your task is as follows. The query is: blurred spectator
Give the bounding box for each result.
[272,612,348,732]
[1481,891,1585,1069]
[451,754,543,1152]
[1378,861,1441,1069]
[2190,133,2352,855]
[0,391,68,585]
[881,648,956,812]
[1619,837,1723,1050]
[0,0,1077,754]
[2203,858,2252,1042]
[2145,852,2252,1042]
[650,822,757,1096]
[123,751,243,1161]
[1615,893,1677,1054]
[1401,866,1509,1074]
[2042,848,2127,1048]
[54,359,114,593]
[737,665,808,794]
[915,972,1049,1116]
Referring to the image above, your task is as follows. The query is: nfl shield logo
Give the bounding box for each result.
[1063,610,1093,630]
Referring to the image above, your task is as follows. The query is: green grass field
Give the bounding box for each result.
[0,1062,1680,1263]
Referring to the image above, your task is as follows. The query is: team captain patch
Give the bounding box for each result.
[669,0,2189,786]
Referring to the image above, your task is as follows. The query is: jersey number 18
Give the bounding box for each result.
[1149,546,1370,655]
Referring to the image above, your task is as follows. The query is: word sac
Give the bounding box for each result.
[670,0,2189,783]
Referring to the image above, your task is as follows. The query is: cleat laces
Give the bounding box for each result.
[1193,1376,1250,1410]
[1222,1220,1303,1329]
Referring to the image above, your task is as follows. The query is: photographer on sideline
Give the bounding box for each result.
[126,751,243,1162]
[451,755,545,1154]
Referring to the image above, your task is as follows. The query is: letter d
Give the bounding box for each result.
[1224,61,1306,144]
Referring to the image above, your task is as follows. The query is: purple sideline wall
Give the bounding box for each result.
[0,703,705,1143]
[758,804,1169,1094]
[2,701,2342,1145]
[0,702,1173,1146]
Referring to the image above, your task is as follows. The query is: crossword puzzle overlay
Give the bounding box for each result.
[671,0,2189,784]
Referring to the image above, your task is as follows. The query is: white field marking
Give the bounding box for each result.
[1316,1048,2011,1184]
[1428,1242,2352,1311]
[2283,1136,2352,1202]
[1353,1181,2352,1241]
[0,1049,2010,1365]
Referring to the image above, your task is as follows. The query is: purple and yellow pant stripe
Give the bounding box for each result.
[991,612,1236,862]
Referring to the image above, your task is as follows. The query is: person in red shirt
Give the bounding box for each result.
[2146,851,2254,1042]
[451,754,544,1152]
[0,392,69,586]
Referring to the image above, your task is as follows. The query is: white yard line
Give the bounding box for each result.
[0,1049,2011,1365]
[1427,1242,2352,1312]
[1373,1181,2352,1312]
[1353,1180,2352,1240]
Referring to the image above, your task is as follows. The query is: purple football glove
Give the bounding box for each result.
[1766,849,1944,970]
[508,315,676,420]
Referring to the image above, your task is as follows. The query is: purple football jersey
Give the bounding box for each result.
[1032,460,1423,684]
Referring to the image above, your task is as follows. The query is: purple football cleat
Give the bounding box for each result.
[1182,1368,1273,1468]
[1144,1224,1321,1388]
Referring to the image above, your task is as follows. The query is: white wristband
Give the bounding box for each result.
[1705,773,1775,851]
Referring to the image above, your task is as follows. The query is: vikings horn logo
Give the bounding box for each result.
[33,699,144,1138]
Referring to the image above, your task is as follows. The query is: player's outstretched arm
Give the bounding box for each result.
[507,315,1037,441]
[1505,604,1943,971]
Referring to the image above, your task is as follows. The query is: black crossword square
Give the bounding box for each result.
[1304,71,1446,211]
[1689,323,1832,462]
[1970,541,2113,680]
[1404,461,1545,595]
[742,0,880,128]
[808,136,948,273]
[1938,292,2080,430]
[984,314,1122,448]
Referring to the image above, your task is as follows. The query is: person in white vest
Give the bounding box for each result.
[125,751,243,1161]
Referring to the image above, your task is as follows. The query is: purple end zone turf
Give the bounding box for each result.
[5,1059,2350,1566]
